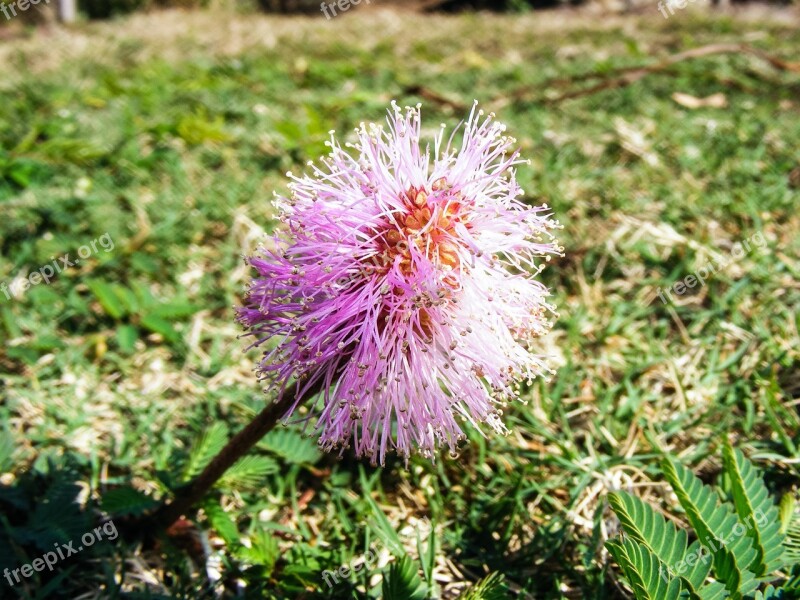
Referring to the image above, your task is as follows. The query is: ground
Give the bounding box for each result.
[0,6,799,599]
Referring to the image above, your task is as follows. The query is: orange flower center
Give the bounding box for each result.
[367,178,468,339]
[377,179,465,285]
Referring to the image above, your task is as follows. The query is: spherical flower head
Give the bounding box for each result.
[238,101,561,465]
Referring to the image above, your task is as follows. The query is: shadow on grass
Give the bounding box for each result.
[0,456,121,599]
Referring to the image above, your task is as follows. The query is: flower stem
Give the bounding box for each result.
[149,383,318,530]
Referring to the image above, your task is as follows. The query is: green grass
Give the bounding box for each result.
[0,7,799,599]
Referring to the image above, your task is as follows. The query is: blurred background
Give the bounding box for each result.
[0,0,798,598]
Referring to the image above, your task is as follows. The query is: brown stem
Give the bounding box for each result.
[492,43,800,107]
[148,382,318,530]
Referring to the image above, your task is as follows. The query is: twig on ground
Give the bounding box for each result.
[403,44,797,112]
[496,43,800,106]
[403,84,468,112]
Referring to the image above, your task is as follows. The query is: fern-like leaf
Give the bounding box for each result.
[722,443,785,575]
[382,555,428,600]
[608,492,688,564]
[217,455,278,489]
[238,529,279,573]
[752,585,786,599]
[202,499,240,547]
[696,580,728,600]
[778,494,795,534]
[457,572,508,600]
[0,428,15,473]
[678,539,717,595]
[606,538,683,600]
[609,491,712,592]
[608,492,688,580]
[259,428,321,465]
[661,457,760,598]
[100,486,159,517]
[782,508,800,565]
[182,422,229,481]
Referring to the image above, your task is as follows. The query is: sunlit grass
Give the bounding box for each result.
[0,7,798,598]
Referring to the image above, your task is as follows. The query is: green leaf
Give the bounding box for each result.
[35,138,108,165]
[4,158,41,188]
[111,284,140,314]
[457,572,509,600]
[779,494,795,534]
[100,486,159,517]
[418,519,436,593]
[259,428,321,465]
[0,428,15,473]
[782,507,800,565]
[238,528,279,574]
[609,493,684,570]
[29,568,74,599]
[86,279,127,319]
[752,585,786,599]
[202,499,240,547]
[148,301,200,319]
[362,488,405,557]
[182,423,229,482]
[661,457,759,597]
[608,491,711,594]
[696,581,727,600]
[6,346,40,365]
[676,539,717,596]
[606,538,683,600]
[176,110,229,145]
[140,313,180,344]
[1,305,22,337]
[217,455,279,489]
[22,467,92,551]
[382,555,428,600]
[116,324,138,353]
[722,443,785,575]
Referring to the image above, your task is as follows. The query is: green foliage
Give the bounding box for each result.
[753,586,788,600]
[782,507,800,567]
[237,528,279,574]
[457,572,510,600]
[723,445,786,576]
[259,428,322,465]
[1,7,799,599]
[382,555,428,600]
[202,498,241,547]
[85,278,200,352]
[662,456,760,597]
[176,110,230,146]
[181,422,229,482]
[606,538,683,600]
[607,492,711,591]
[0,428,15,473]
[100,486,159,516]
[606,445,792,600]
[0,462,107,585]
[217,455,279,489]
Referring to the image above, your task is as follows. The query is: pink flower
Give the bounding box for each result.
[238,102,560,465]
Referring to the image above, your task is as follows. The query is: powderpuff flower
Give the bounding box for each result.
[238,102,561,465]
